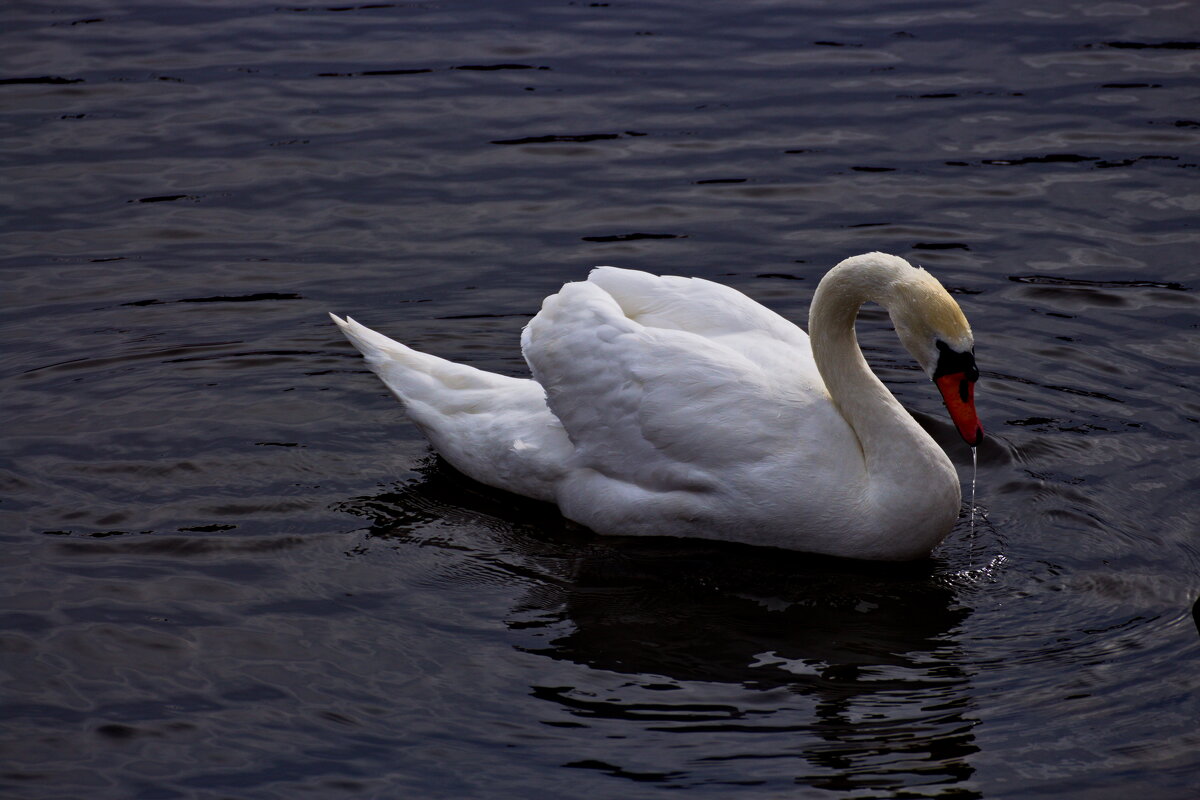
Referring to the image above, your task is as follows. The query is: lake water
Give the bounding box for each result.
[3,1,1199,797]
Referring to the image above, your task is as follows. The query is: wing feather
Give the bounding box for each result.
[587,266,808,347]
[521,272,819,496]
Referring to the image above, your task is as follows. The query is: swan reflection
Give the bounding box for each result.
[340,460,981,795]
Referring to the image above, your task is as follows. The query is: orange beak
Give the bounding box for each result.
[935,372,983,446]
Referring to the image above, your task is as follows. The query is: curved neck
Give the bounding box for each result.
[808,255,934,475]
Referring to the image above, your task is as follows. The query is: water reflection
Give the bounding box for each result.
[341,460,981,795]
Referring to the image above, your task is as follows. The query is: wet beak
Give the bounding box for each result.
[935,373,983,446]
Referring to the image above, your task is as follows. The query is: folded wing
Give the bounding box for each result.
[521,269,825,497]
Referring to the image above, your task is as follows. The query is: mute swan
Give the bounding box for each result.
[330,252,983,560]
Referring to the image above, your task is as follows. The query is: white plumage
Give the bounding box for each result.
[331,252,982,560]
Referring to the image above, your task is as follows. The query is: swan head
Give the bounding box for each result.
[885,263,984,446]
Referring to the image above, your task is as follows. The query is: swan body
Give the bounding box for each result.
[331,252,982,560]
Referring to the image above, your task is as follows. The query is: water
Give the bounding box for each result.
[969,445,977,554]
[3,1,1199,797]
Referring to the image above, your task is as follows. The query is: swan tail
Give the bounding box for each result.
[329,313,511,401]
[329,313,571,502]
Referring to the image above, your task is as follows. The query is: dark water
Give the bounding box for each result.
[3,1,1199,797]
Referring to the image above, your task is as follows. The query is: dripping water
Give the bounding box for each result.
[969,445,978,534]
[943,444,994,586]
[968,445,978,565]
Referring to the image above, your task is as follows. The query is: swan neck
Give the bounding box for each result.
[808,255,926,466]
[804,253,962,557]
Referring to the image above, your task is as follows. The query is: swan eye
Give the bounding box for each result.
[933,339,979,382]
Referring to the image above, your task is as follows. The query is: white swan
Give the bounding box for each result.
[330,252,983,560]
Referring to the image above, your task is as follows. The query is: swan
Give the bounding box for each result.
[330,252,983,560]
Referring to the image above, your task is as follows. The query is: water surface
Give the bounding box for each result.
[2,1,1199,797]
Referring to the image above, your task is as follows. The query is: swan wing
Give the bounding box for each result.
[521,274,823,495]
[586,266,810,352]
